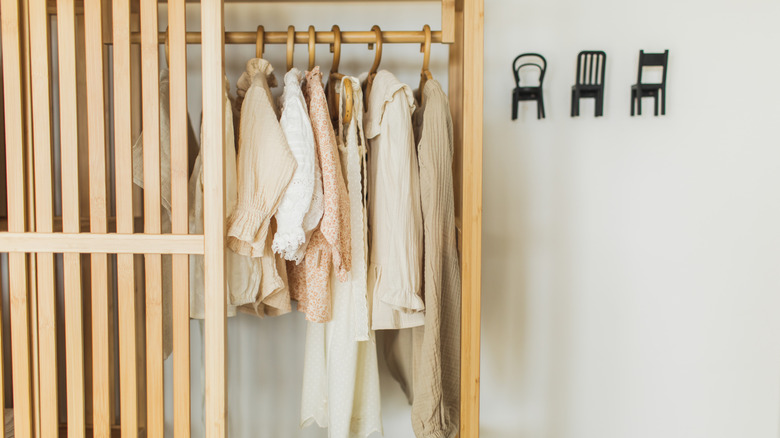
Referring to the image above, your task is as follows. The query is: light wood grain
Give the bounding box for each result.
[84,1,114,433]
[1,0,34,435]
[459,0,483,436]
[57,0,86,435]
[441,0,455,43]
[124,29,446,45]
[202,1,228,437]
[113,0,140,435]
[168,0,192,436]
[19,1,42,434]
[29,0,58,435]
[140,0,165,435]
[0,233,205,254]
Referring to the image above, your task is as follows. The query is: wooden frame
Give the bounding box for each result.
[0,0,483,435]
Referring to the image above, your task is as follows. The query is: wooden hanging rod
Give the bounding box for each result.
[118,29,446,45]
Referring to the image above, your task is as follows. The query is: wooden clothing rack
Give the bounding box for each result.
[0,0,483,437]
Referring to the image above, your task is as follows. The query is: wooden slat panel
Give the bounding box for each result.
[28,0,58,435]
[112,0,140,435]
[57,0,86,436]
[84,1,113,434]
[1,1,34,435]
[140,0,164,436]
[168,0,191,436]
[459,0,483,436]
[201,1,227,437]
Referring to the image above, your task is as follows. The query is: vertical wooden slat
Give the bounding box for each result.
[84,0,113,435]
[201,0,227,437]
[113,0,140,436]
[460,0,483,436]
[1,1,34,435]
[140,0,164,436]
[441,0,455,44]
[28,0,58,436]
[20,0,41,433]
[168,0,191,436]
[56,0,86,436]
[0,1,32,438]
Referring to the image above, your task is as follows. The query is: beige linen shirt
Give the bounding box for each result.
[364,70,425,330]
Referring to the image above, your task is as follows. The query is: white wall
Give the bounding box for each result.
[482,0,780,437]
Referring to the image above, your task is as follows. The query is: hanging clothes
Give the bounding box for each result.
[388,79,462,438]
[364,70,425,330]
[131,68,199,356]
[226,58,297,258]
[188,76,263,319]
[288,67,351,323]
[272,68,324,262]
[224,58,297,317]
[300,75,382,438]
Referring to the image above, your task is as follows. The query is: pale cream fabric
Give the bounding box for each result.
[364,70,425,330]
[300,75,382,438]
[188,78,263,319]
[227,58,297,257]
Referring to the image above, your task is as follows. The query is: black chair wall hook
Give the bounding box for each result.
[512,53,546,120]
[571,50,607,117]
[631,49,669,116]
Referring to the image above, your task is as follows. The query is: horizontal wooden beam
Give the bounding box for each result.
[120,29,446,45]
[0,233,205,255]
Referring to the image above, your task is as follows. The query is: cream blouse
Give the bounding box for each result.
[227,58,297,258]
[365,70,425,330]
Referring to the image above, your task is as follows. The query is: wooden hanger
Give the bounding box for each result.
[286,25,295,71]
[256,25,265,59]
[308,26,316,71]
[365,25,383,101]
[419,24,433,105]
[327,25,352,125]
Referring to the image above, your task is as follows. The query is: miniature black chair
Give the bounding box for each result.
[571,50,606,117]
[631,50,669,116]
[512,53,546,120]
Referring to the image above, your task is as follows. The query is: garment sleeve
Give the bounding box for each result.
[226,80,297,257]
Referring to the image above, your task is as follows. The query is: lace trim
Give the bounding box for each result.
[340,77,371,342]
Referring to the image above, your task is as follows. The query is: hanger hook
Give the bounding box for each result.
[330,25,341,73]
[369,25,383,75]
[256,25,265,59]
[421,24,431,72]
[286,25,295,71]
[164,27,170,66]
[308,26,316,70]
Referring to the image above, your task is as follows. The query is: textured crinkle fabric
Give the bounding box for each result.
[188,77,264,320]
[364,70,425,330]
[226,58,297,258]
[288,67,351,323]
[300,75,382,438]
[273,68,323,262]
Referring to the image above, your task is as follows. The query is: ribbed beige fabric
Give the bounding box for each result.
[227,58,297,257]
[385,80,461,438]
